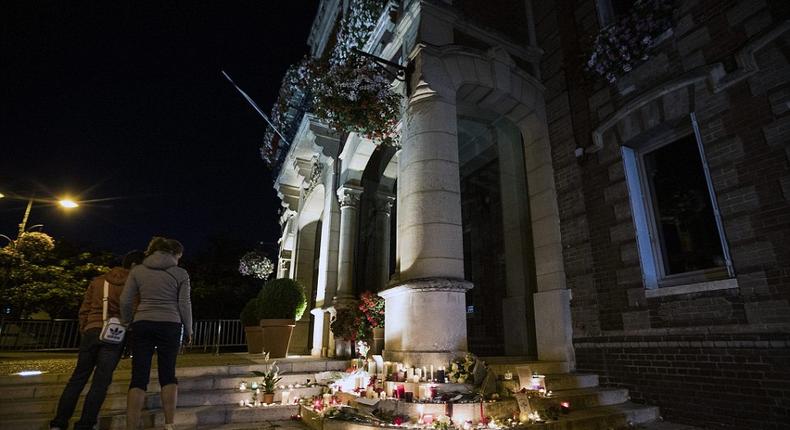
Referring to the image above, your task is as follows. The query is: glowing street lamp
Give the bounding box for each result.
[0,192,80,238]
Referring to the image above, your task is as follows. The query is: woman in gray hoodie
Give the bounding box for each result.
[121,237,192,430]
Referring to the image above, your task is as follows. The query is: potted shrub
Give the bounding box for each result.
[241,298,264,354]
[257,278,307,358]
[358,291,385,354]
[330,308,358,358]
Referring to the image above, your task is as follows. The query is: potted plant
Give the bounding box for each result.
[252,357,282,404]
[330,308,359,358]
[358,291,385,354]
[240,298,264,354]
[257,278,307,358]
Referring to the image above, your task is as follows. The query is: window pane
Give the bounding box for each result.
[643,135,726,275]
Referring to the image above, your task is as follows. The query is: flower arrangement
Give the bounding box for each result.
[358,290,385,328]
[239,251,274,280]
[433,415,454,430]
[585,0,675,83]
[331,307,361,341]
[447,353,476,384]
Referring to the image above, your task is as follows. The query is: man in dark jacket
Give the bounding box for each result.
[49,250,144,430]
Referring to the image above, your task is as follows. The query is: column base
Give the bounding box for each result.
[380,277,472,363]
[533,288,575,370]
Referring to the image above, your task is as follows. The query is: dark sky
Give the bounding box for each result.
[1,1,319,255]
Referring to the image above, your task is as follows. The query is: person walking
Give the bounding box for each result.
[121,237,192,430]
[50,250,145,430]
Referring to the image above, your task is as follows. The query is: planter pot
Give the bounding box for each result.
[262,393,275,404]
[372,327,384,355]
[244,326,264,354]
[260,319,296,358]
[335,338,353,358]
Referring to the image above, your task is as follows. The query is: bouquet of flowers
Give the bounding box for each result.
[447,353,476,384]
[433,415,453,430]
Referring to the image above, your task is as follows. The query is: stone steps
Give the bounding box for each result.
[0,385,323,416]
[0,372,322,402]
[529,387,631,410]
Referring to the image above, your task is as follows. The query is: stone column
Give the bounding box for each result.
[376,193,395,289]
[334,185,363,308]
[381,64,471,368]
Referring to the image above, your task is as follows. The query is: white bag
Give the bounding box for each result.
[99,280,126,344]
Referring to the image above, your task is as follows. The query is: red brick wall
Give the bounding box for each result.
[533,0,790,427]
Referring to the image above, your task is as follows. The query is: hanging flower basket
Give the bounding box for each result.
[585,0,676,83]
[263,0,401,162]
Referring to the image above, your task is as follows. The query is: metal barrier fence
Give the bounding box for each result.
[0,319,246,352]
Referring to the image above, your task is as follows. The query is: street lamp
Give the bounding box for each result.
[0,192,80,239]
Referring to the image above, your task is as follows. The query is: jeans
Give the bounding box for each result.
[50,328,123,430]
[129,321,182,391]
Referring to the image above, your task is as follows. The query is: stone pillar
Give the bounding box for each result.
[310,308,325,356]
[334,185,363,308]
[381,69,471,368]
[376,193,395,288]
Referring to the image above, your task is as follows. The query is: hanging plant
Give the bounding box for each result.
[265,0,401,157]
[585,0,676,84]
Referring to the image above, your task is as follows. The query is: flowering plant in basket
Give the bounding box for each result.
[585,0,675,83]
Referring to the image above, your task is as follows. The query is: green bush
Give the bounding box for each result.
[257,278,307,320]
[240,298,260,327]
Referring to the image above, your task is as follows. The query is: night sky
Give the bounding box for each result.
[1,1,319,255]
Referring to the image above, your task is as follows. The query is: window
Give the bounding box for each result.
[622,114,734,288]
[596,0,635,27]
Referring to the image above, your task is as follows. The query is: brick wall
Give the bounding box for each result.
[535,0,790,427]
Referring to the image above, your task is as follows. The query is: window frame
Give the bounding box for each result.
[622,113,735,289]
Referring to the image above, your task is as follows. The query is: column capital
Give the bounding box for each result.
[375,192,396,215]
[337,185,363,208]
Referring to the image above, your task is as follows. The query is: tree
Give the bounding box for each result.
[0,234,112,319]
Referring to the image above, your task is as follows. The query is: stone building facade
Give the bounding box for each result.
[271,1,789,428]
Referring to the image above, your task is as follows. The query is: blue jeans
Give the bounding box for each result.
[50,328,123,430]
[129,321,182,391]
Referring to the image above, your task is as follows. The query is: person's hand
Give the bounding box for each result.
[184,334,193,346]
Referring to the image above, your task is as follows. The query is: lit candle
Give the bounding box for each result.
[251,382,258,390]
[422,367,427,381]
[239,381,247,391]
[423,414,434,425]
[323,393,332,405]
[430,365,434,382]
[281,390,291,405]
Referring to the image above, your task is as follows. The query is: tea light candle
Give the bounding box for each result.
[251,382,258,390]
[423,414,434,425]
[239,381,247,391]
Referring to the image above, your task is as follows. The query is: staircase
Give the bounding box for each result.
[484,358,661,429]
[0,357,347,430]
[0,357,669,430]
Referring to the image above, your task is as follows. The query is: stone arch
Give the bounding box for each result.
[403,44,573,363]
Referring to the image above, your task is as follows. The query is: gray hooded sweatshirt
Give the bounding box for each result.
[120,251,193,336]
